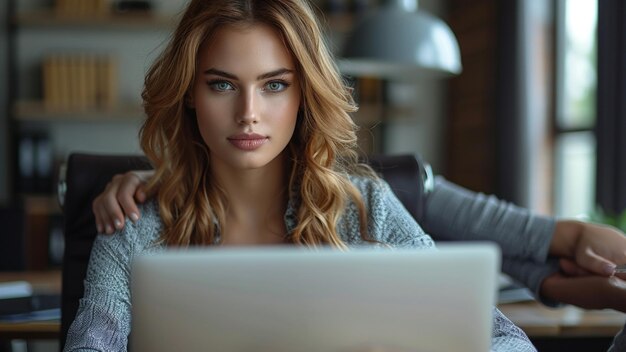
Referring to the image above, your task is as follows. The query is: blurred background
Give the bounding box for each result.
[0,0,625,349]
[1,0,625,266]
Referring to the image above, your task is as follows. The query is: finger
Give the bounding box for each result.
[116,173,144,223]
[559,258,592,276]
[97,177,127,233]
[92,198,104,234]
[94,195,117,235]
[577,247,617,277]
[104,193,126,232]
[135,184,148,203]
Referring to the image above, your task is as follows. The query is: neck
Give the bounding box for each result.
[210,153,291,245]
[211,153,290,224]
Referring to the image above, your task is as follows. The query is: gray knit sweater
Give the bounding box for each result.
[64,176,536,351]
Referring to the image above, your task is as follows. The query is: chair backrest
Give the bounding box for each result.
[59,152,429,349]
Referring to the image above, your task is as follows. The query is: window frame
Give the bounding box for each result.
[551,0,598,217]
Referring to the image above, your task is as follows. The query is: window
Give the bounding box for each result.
[553,0,598,217]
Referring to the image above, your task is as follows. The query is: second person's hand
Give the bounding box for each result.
[551,220,626,279]
[92,170,153,234]
[541,271,626,313]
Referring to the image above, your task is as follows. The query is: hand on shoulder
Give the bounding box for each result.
[92,170,153,235]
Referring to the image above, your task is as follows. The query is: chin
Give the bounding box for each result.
[228,152,283,171]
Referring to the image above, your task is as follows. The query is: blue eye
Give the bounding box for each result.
[266,81,289,92]
[208,81,234,92]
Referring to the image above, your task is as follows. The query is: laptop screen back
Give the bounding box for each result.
[130,243,499,352]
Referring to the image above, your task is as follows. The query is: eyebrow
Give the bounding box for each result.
[203,68,294,81]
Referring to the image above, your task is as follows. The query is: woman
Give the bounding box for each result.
[64,0,536,350]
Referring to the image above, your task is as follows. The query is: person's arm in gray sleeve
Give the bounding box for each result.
[419,176,556,263]
[501,257,561,307]
[419,175,626,313]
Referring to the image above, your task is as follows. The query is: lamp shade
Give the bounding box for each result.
[340,4,462,79]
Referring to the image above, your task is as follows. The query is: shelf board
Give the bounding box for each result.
[22,194,62,216]
[14,101,144,122]
[14,11,175,29]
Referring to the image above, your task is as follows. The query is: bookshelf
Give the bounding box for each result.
[5,0,421,270]
[7,0,176,270]
[11,11,173,122]
[9,0,172,182]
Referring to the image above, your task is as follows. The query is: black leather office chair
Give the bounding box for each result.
[59,152,431,349]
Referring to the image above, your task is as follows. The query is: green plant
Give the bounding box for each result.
[588,206,626,233]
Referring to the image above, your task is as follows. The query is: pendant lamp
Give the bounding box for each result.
[340,0,462,79]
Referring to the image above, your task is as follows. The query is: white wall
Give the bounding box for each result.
[324,0,449,172]
[381,0,448,173]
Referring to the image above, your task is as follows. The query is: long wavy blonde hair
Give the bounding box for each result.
[140,0,377,248]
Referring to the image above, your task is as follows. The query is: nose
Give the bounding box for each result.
[237,88,258,125]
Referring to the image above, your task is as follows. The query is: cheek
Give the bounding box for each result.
[195,104,228,145]
[273,92,301,127]
[194,93,233,135]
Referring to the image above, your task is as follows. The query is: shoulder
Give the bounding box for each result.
[86,199,164,289]
[342,175,435,249]
[92,199,163,256]
[132,199,163,244]
[348,174,389,202]
[347,174,402,217]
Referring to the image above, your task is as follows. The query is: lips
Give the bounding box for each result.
[227,133,269,151]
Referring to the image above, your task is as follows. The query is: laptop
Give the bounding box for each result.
[130,243,500,352]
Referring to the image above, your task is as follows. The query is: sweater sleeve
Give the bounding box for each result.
[490,307,537,352]
[64,201,162,352]
[63,230,135,351]
[421,176,556,263]
[502,258,561,307]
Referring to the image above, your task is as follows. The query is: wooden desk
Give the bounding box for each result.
[0,270,61,340]
[499,301,626,338]
[1,271,624,342]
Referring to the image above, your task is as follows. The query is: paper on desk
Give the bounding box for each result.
[0,281,33,299]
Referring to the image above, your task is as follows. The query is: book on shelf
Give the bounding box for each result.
[42,52,118,112]
[99,54,118,109]
[55,0,110,18]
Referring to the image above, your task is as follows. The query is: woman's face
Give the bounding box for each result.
[191,23,301,173]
